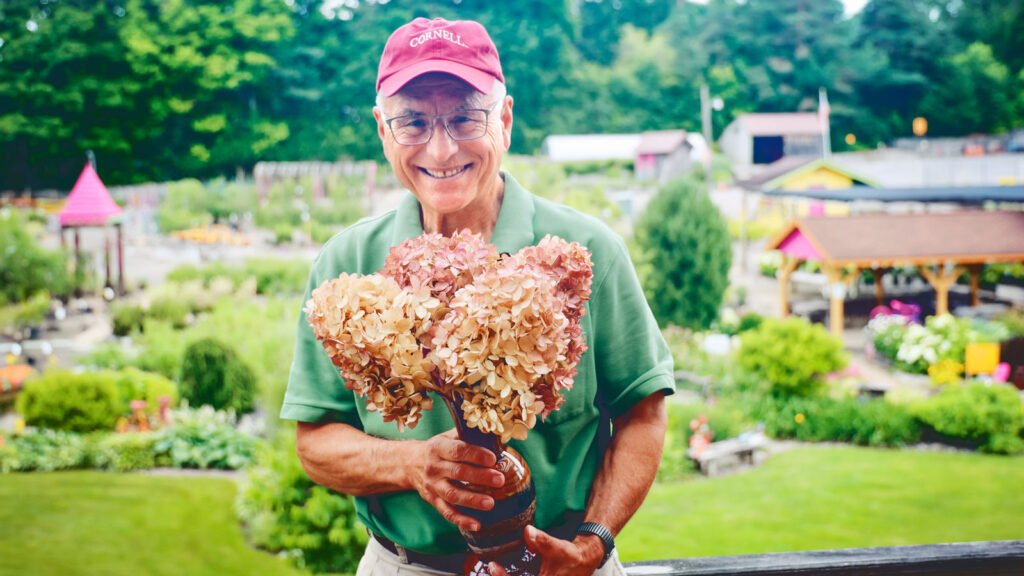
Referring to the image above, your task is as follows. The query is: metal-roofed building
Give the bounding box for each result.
[635,130,693,183]
[720,113,824,173]
[540,134,642,163]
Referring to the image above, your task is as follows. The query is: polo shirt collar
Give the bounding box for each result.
[390,171,536,254]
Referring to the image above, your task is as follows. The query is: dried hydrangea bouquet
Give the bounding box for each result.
[304,231,593,575]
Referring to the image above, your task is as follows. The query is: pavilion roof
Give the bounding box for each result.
[765,211,1024,267]
[58,162,122,227]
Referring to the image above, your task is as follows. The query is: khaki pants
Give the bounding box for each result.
[356,535,628,576]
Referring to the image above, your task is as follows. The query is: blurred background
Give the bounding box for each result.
[1,1,1022,576]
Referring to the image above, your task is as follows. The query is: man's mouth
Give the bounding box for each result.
[421,164,470,179]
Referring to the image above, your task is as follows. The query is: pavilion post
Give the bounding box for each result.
[873,267,888,307]
[918,265,964,316]
[777,256,802,318]
[73,228,81,297]
[117,223,125,295]
[104,232,112,289]
[823,264,854,338]
[967,264,983,307]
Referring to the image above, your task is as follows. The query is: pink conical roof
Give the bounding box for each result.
[58,162,123,227]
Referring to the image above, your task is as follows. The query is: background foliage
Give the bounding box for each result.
[2,0,1022,190]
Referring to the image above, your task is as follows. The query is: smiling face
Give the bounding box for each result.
[374,74,513,237]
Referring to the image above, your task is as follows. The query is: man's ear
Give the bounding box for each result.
[373,107,392,161]
[501,96,514,151]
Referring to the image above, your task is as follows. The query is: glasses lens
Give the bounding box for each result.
[391,116,431,145]
[445,110,489,141]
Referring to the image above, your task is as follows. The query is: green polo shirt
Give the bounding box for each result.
[282,171,674,554]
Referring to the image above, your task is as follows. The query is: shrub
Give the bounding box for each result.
[738,318,848,396]
[634,177,732,330]
[148,296,191,329]
[237,438,367,573]
[0,429,92,472]
[179,338,257,414]
[134,320,188,380]
[244,259,311,295]
[0,211,71,304]
[92,432,159,471]
[17,371,122,433]
[111,367,178,413]
[913,382,1024,454]
[111,302,146,336]
[997,309,1024,338]
[158,179,213,233]
[154,405,259,469]
[743,394,921,447]
[273,223,294,245]
[165,259,308,296]
[737,313,764,334]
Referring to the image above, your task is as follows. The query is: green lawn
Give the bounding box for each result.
[0,471,304,576]
[619,446,1024,560]
[2,448,1022,573]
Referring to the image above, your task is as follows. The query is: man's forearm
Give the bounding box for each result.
[584,392,668,535]
[295,420,504,530]
[296,421,417,495]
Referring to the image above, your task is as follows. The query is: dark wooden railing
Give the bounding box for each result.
[623,541,1024,576]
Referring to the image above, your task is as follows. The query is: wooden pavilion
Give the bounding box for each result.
[765,211,1024,336]
[58,162,125,295]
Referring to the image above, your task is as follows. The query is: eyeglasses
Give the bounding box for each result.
[383,100,501,146]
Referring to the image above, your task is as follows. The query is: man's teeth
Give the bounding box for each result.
[425,166,464,178]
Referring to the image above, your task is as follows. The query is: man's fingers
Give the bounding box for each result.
[524,525,558,554]
[430,493,482,531]
[446,437,497,468]
[436,478,494,511]
[488,562,510,576]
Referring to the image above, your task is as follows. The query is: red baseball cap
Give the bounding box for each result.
[376,17,504,97]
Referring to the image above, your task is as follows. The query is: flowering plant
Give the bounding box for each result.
[304,231,593,442]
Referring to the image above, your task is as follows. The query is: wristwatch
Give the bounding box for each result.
[576,522,615,568]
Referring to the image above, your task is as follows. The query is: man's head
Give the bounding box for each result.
[374,18,512,231]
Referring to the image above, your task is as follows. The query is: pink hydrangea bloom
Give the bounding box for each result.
[305,231,593,439]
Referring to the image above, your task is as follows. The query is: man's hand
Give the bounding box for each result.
[405,429,506,532]
[295,422,505,532]
[488,526,604,576]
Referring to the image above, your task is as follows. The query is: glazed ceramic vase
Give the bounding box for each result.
[443,394,541,576]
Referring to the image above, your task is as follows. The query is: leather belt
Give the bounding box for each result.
[371,532,470,574]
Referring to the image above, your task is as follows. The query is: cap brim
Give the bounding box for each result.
[378,59,496,97]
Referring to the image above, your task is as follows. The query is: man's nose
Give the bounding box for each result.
[424,118,458,159]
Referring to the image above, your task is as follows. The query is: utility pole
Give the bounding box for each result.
[700,84,713,195]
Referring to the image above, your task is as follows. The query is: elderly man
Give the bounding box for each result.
[281,17,674,576]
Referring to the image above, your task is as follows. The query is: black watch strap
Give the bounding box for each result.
[576,522,615,568]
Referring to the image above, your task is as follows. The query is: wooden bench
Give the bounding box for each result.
[686,434,769,477]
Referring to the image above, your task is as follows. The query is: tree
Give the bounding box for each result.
[0,1,143,189]
[634,178,731,330]
[852,0,955,143]
[119,0,294,179]
[950,0,1024,73]
[573,0,675,65]
[920,42,1015,135]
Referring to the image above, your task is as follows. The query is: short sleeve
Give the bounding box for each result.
[279,258,363,427]
[588,237,675,420]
